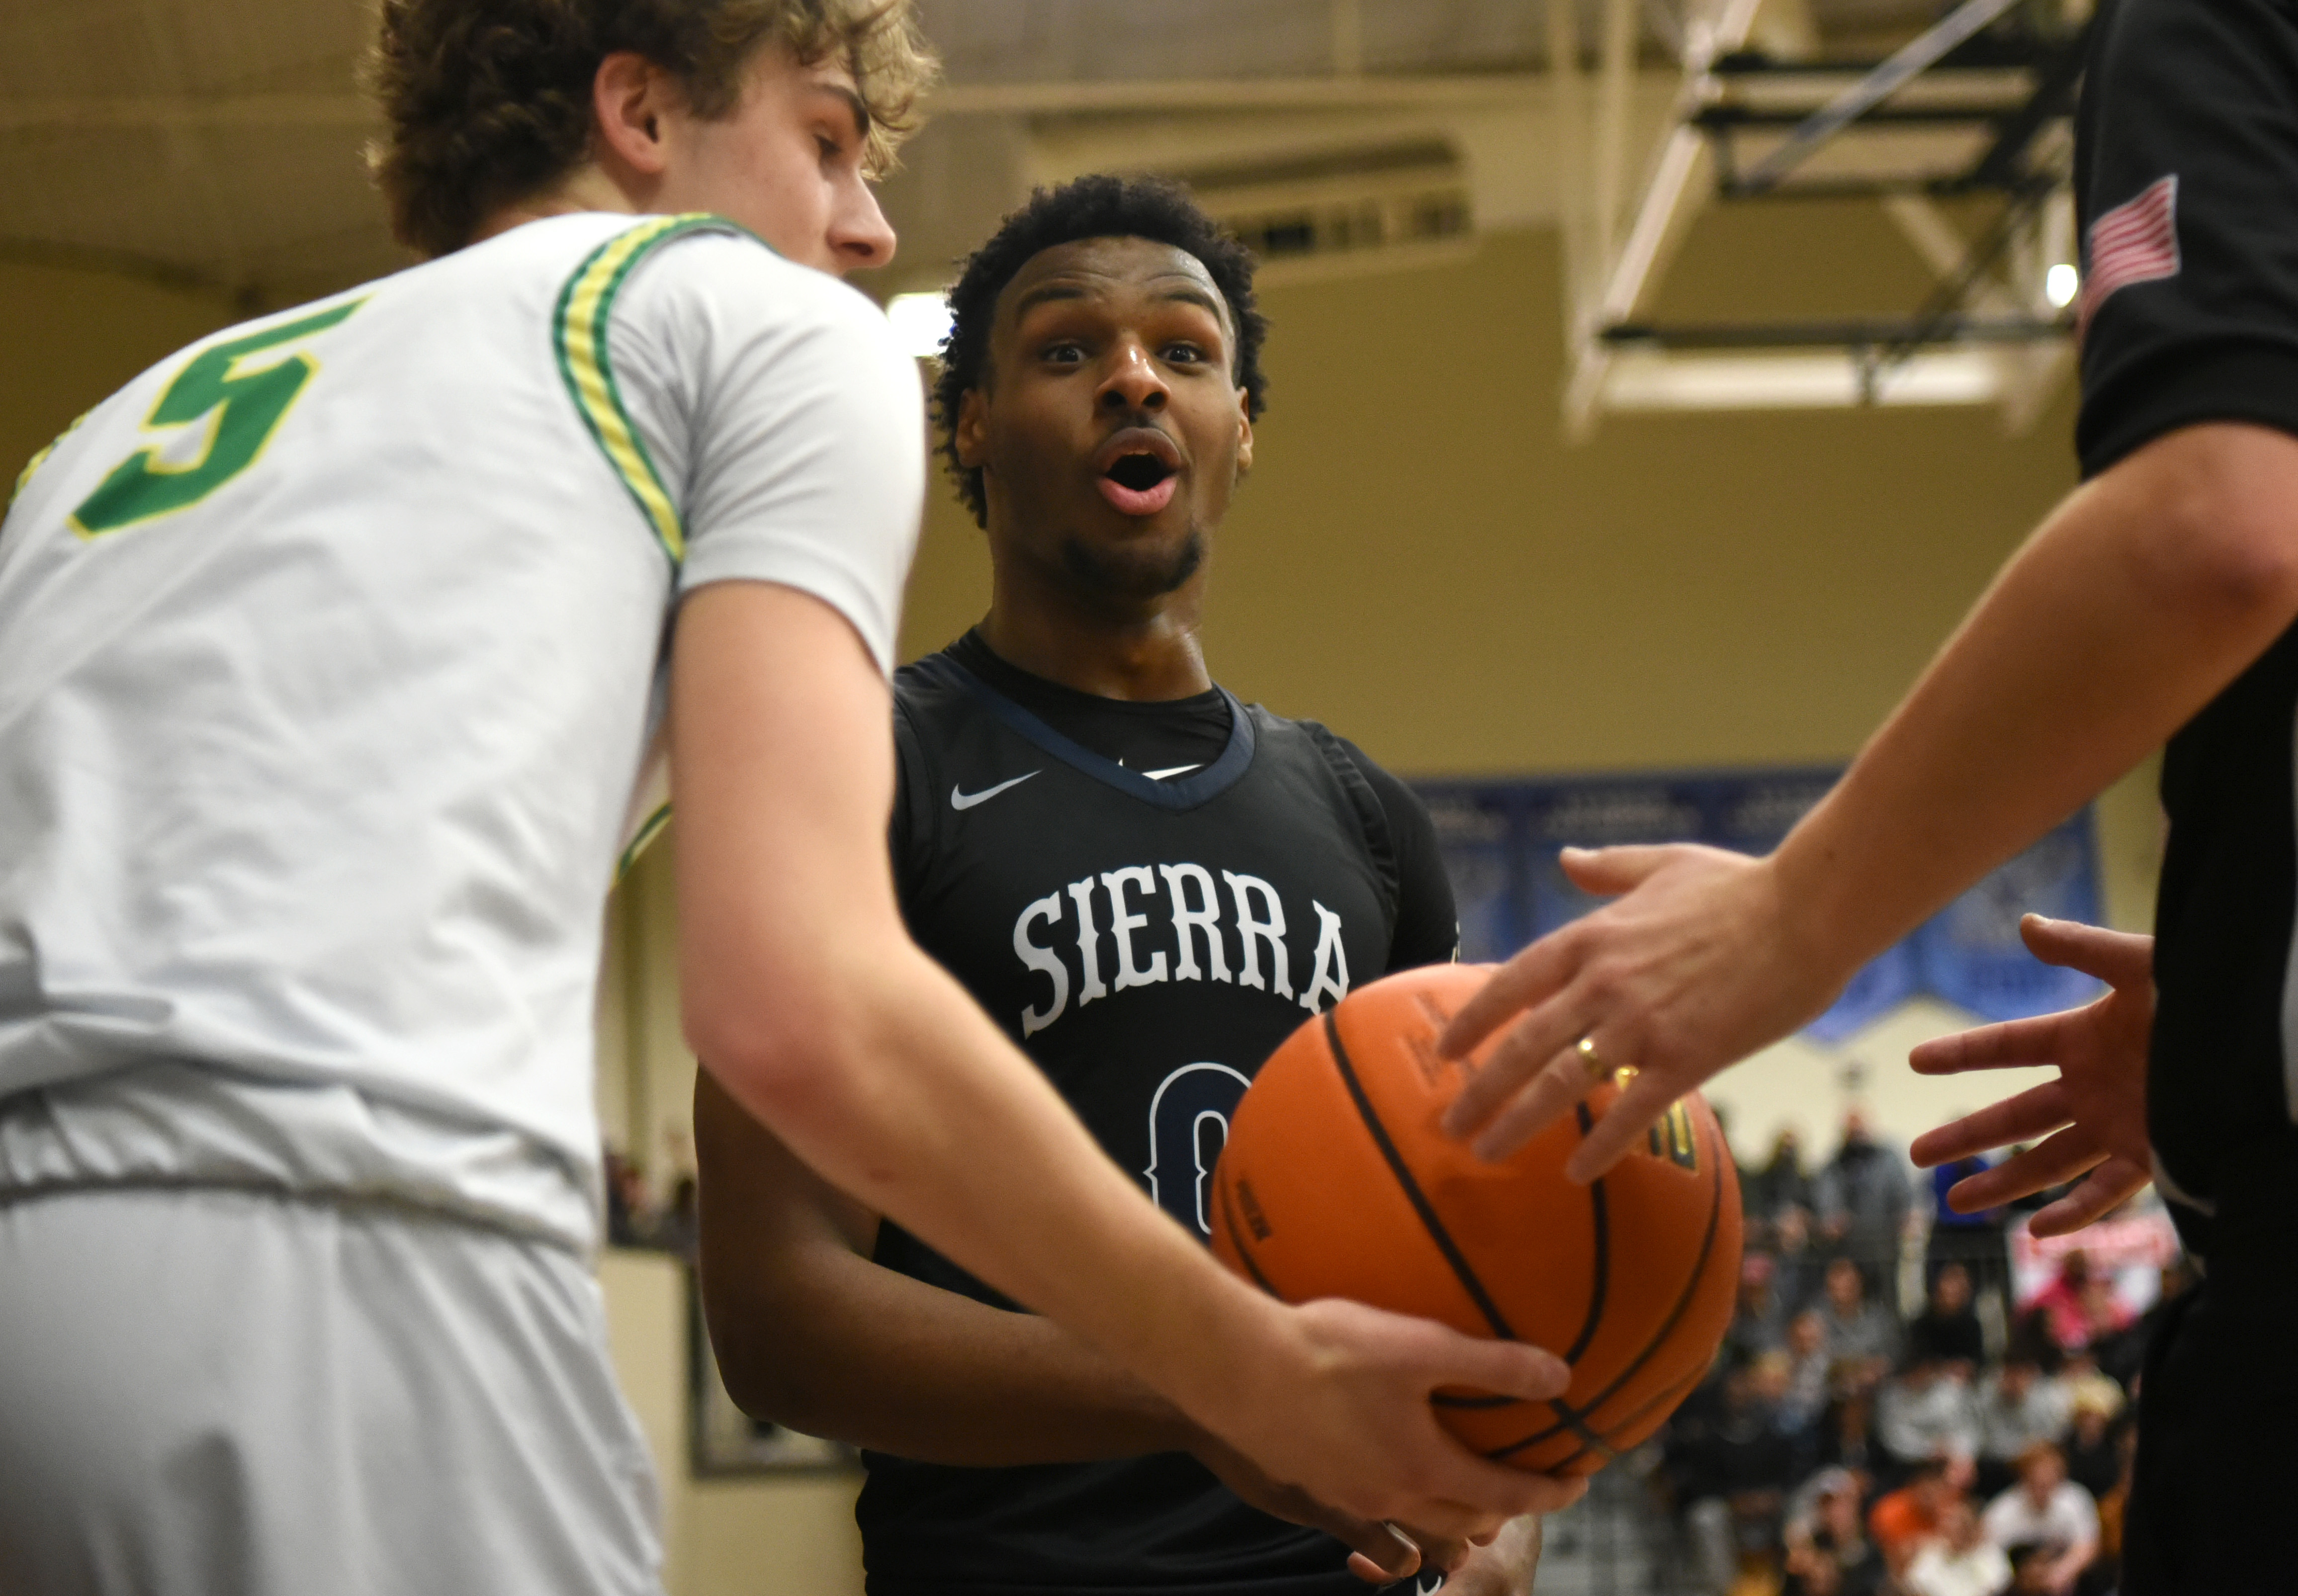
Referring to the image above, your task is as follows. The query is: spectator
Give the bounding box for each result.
[2026,1251,2133,1354]
[1726,1252,1791,1363]
[1981,1443,2098,1596]
[2097,1255,2194,1390]
[1813,1110,1914,1315]
[2004,1543,2054,1596]
[1814,1385,1881,1481]
[2054,1351,2124,1428]
[1778,1309,1834,1443]
[603,1147,653,1248]
[1773,1199,1823,1314]
[656,1173,700,1260]
[1669,1359,1801,1596]
[1908,1262,1986,1371]
[1781,1547,1847,1596]
[1975,1360,2073,1500]
[1905,1498,2013,1596]
[1749,1126,1816,1252]
[1925,1154,2011,1330]
[1877,1353,1983,1475]
[1784,1468,1887,1596]
[2088,1423,2139,1596]
[2063,1394,2122,1502]
[1870,1457,1967,1583]
[1820,1254,1902,1389]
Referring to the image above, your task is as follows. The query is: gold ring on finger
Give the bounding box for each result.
[1575,1035,1608,1083]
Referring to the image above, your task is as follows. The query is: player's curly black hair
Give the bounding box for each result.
[933,175,1269,529]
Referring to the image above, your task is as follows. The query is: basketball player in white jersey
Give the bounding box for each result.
[0,3,1572,1591]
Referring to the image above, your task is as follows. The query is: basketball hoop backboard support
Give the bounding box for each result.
[1554,0,2088,439]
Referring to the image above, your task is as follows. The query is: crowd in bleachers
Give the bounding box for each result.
[603,1145,700,1257]
[1657,1114,2186,1596]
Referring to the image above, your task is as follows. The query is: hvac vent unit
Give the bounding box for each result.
[1172,140,1474,277]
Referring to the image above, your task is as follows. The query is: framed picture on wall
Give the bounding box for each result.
[686,1269,859,1476]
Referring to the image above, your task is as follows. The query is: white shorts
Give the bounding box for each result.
[0,1186,663,1596]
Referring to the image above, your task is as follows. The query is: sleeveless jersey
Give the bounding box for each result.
[858,638,1457,1596]
[2073,0,2298,1252]
[0,212,922,1251]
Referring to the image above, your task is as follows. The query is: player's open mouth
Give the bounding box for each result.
[1097,450,1178,516]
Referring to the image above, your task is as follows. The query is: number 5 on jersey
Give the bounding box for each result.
[69,299,364,539]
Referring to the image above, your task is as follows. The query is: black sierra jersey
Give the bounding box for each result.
[2075,0,2298,1255]
[857,632,1458,1596]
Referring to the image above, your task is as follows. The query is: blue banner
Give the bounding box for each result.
[1414,768,2103,1038]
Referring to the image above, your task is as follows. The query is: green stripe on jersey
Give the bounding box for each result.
[553,214,742,567]
[10,410,88,511]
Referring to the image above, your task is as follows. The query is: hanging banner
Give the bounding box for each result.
[1415,768,2104,1038]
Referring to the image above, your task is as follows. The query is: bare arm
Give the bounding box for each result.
[1437,423,2298,1177]
[693,1066,1188,1464]
[692,1068,1477,1583]
[670,581,1583,1534]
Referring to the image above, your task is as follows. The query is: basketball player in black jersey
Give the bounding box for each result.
[694,177,1557,1595]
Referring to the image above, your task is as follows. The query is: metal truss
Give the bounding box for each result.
[1556,0,2091,435]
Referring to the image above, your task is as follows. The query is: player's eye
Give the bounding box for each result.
[1041,341,1086,364]
[1163,342,1207,365]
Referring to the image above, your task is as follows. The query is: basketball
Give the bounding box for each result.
[1210,963,1743,1476]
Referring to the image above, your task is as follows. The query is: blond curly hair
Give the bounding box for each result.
[368,0,937,258]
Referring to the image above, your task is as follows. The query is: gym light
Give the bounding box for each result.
[887,291,953,360]
[2045,264,2080,309]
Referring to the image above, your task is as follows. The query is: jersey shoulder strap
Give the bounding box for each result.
[889,654,973,913]
[1272,711,1401,939]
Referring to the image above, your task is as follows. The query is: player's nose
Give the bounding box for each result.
[831,178,896,273]
[1097,339,1168,412]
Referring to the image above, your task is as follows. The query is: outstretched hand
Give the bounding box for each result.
[1908,915,2154,1238]
[1437,843,1845,1181]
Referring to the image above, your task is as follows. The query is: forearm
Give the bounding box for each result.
[1775,424,2298,971]
[698,932,1276,1427]
[709,1239,1197,1465]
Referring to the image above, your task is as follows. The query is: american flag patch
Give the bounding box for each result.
[2079,174,2180,336]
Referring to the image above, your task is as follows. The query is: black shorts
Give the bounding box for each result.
[2121,1145,2298,1595]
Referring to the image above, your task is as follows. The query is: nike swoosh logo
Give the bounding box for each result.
[950,772,1040,811]
[1144,764,1201,782]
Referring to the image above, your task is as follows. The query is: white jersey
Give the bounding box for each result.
[0,213,923,1250]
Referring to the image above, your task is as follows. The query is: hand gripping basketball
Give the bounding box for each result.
[1212,964,1743,1479]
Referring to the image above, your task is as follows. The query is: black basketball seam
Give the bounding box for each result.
[1483,1116,1727,1462]
[1561,1100,1610,1367]
[1321,1009,1518,1342]
[1217,1176,1281,1298]
[1596,1362,1709,1450]
[1433,1103,1613,1416]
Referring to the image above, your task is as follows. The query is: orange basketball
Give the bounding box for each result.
[1210,962,1742,1476]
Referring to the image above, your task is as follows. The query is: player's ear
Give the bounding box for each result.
[1234,389,1253,477]
[593,51,675,178]
[954,387,991,469]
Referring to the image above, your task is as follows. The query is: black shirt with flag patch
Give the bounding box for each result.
[855,631,1458,1596]
[2073,0,2298,1253]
